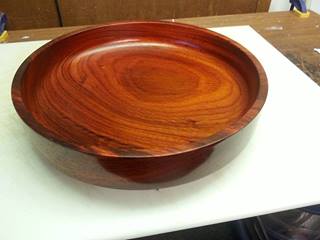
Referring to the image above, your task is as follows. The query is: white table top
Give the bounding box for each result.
[1,26,320,240]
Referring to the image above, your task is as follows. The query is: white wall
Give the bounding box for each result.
[269,0,316,12]
[310,0,320,13]
[269,0,291,11]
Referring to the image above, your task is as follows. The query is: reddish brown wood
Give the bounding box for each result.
[11,21,268,189]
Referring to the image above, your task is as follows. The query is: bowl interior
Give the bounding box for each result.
[14,22,266,157]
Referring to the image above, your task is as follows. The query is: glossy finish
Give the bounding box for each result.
[12,21,268,189]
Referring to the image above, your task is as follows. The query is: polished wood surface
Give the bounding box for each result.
[8,12,320,86]
[57,0,267,26]
[11,21,267,188]
[0,0,61,30]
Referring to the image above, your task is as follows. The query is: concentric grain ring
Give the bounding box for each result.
[13,21,267,158]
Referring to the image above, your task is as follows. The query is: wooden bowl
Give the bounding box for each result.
[12,21,268,189]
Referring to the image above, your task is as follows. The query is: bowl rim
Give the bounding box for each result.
[11,20,268,159]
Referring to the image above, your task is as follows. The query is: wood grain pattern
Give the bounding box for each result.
[12,21,267,188]
[256,0,271,12]
[57,0,261,26]
[0,0,60,30]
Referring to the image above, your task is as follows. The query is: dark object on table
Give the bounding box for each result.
[133,205,320,239]
[259,205,320,240]
[133,221,237,240]
[236,205,320,240]
[11,21,267,189]
[235,217,270,240]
